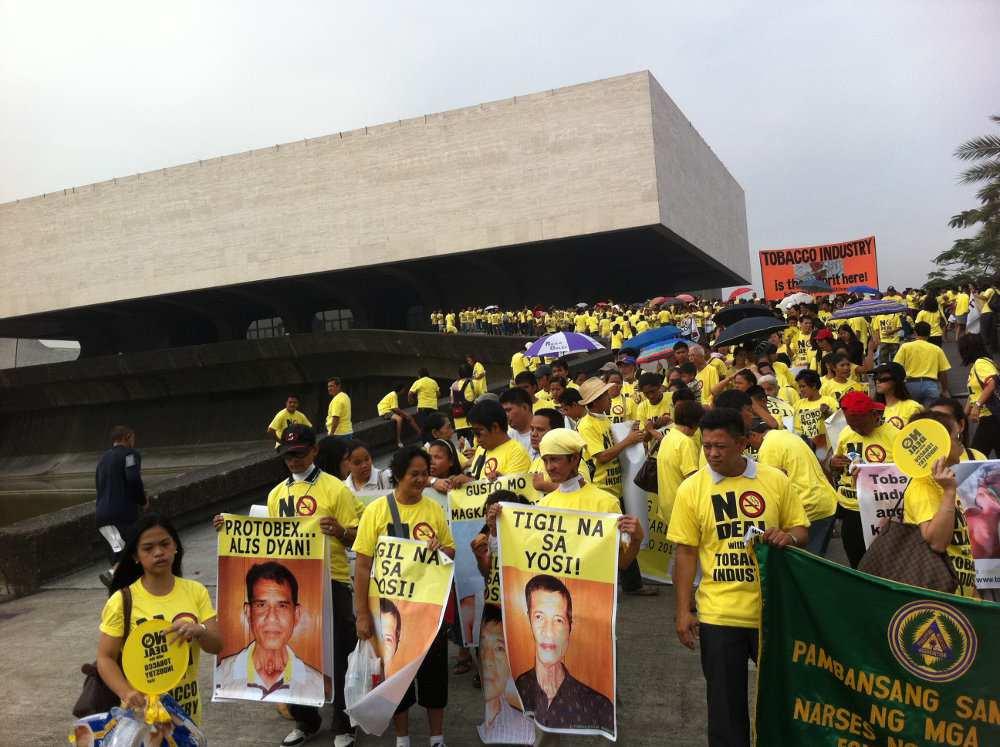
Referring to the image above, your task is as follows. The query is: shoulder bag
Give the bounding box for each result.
[73,586,132,717]
[857,494,958,594]
[971,357,1000,413]
[633,439,660,493]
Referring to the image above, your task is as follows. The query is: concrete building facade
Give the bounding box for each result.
[0,71,748,355]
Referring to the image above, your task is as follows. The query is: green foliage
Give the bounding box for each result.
[933,115,1000,285]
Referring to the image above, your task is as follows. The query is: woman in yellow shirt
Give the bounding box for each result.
[872,362,923,429]
[793,369,839,451]
[928,397,987,461]
[959,332,1000,458]
[97,515,222,725]
[916,296,946,346]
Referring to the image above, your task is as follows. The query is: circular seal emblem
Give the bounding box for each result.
[739,491,766,518]
[887,600,977,683]
[484,457,499,475]
[865,444,887,463]
[412,522,436,541]
[296,495,317,516]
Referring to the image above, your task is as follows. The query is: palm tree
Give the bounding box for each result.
[933,115,1000,281]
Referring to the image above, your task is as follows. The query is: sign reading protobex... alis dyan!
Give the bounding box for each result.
[759,235,878,301]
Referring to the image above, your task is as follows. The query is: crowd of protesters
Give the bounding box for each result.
[86,281,999,747]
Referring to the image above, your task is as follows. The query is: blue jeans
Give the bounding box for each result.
[806,516,835,556]
[907,380,940,406]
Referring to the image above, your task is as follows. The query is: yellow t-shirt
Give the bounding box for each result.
[788,330,812,367]
[472,362,487,396]
[967,357,999,417]
[577,413,624,497]
[610,332,624,350]
[511,352,529,380]
[377,391,398,417]
[468,438,531,480]
[893,340,950,380]
[819,378,867,404]
[635,396,672,430]
[848,316,870,345]
[882,398,924,430]
[326,391,353,435]
[267,409,312,441]
[409,376,440,410]
[772,361,794,389]
[354,494,455,557]
[961,447,987,461]
[765,395,795,427]
[833,423,898,511]
[954,293,970,316]
[872,313,903,344]
[656,427,700,521]
[792,396,839,440]
[694,364,720,406]
[915,309,944,338]
[757,429,838,522]
[608,393,636,424]
[903,476,977,598]
[666,462,808,628]
[267,470,359,582]
[537,481,620,514]
[777,384,799,405]
[100,578,216,724]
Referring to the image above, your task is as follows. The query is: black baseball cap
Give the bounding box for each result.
[278,424,317,456]
[872,362,905,381]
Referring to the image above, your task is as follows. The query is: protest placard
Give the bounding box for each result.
[346,536,454,736]
[213,514,332,706]
[759,235,878,300]
[498,502,619,740]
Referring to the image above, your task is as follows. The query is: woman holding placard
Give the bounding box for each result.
[901,412,979,598]
[96,514,222,724]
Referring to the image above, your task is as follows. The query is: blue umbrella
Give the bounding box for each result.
[626,325,681,350]
[847,284,880,295]
[832,300,907,319]
[637,338,683,365]
[525,332,604,358]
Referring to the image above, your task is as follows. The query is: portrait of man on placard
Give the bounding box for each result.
[513,574,614,732]
[214,561,323,702]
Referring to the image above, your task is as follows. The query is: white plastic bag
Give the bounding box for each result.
[102,710,150,747]
[344,639,382,710]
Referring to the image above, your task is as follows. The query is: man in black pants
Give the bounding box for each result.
[667,408,808,746]
[95,425,147,588]
[213,425,360,747]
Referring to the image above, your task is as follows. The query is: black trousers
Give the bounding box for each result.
[837,505,866,568]
[289,580,357,735]
[396,626,449,712]
[982,312,995,352]
[699,623,758,747]
[971,414,1000,459]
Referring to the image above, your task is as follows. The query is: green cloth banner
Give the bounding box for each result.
[754,545,1000,747]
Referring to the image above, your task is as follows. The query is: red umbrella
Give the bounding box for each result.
[649,296,668,306]
[728,287,754,301]
[676,293,695,302]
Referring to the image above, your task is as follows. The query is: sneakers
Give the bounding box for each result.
[281,728,317,746]
[98,570,114,589]
[333,734,356,747]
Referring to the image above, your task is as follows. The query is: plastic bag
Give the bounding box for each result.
[344,639,382,709]
[102,709,149,747]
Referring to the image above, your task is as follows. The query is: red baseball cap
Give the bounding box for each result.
[815,328,833,341]
[839,391,884,415]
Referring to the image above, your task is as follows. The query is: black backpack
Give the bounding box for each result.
[451,379,474,419]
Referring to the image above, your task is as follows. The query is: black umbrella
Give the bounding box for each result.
[714,316,789,348]
[713,304,776,328]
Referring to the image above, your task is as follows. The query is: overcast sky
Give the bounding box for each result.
[2,1,997,291]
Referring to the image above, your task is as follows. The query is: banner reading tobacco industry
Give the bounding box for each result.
[498,502,620,740]
[448,474,531,648]
[753,543,1000,746]
[346,536,454,736]
[213,514,333,706]
[759,235,878,301]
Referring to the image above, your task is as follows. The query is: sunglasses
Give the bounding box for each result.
[875,376,895,383]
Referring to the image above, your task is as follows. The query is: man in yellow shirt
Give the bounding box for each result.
[325,377,353,437]
[635,371,673,436]
[892,321,952,405]
[214,424,359,745]
[952,285,971,339]
[408,367,441,421]
[454,399,531,482]
[747,419,839,555]
[510,344,531,384]
[267,395,312,447]
[467,354,488,397]
[667,407,808,747]
[378,383,419,449]
[689,345,720,406]
[656,400,703,522]
[829,391,899,568]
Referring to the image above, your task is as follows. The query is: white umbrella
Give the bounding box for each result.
[778,292,813,311]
